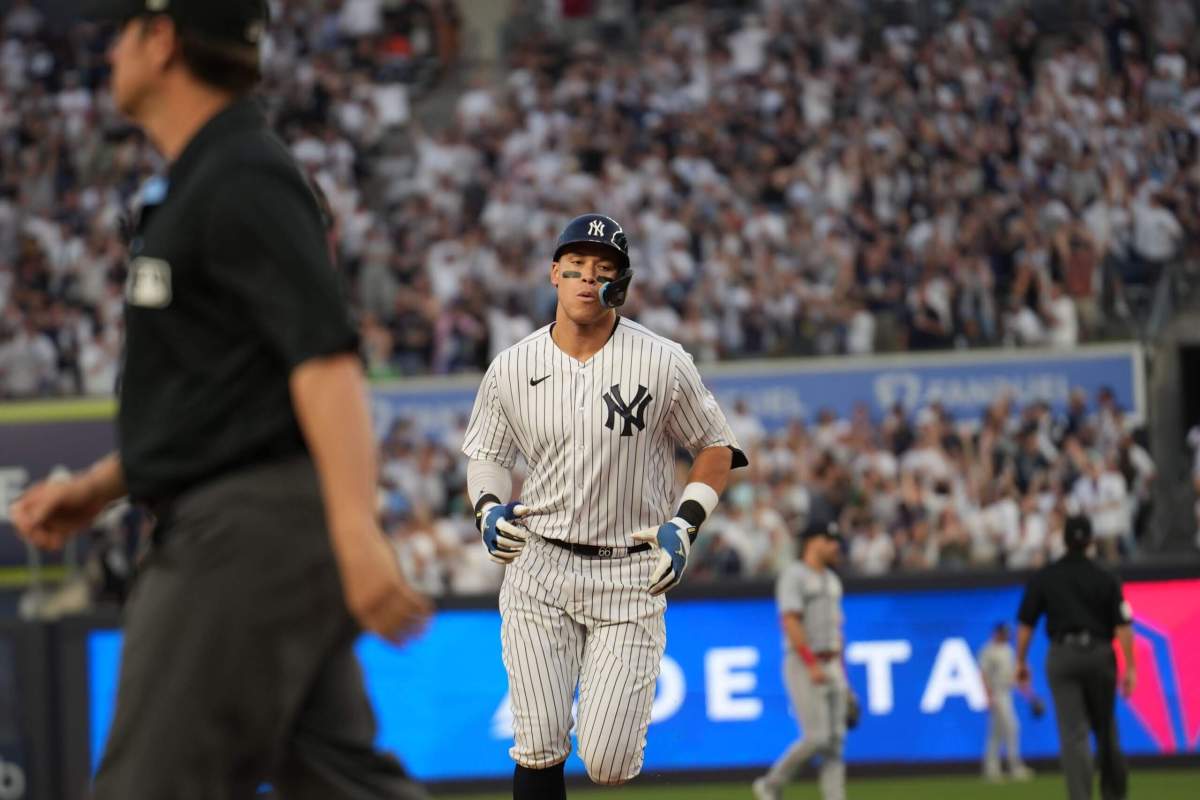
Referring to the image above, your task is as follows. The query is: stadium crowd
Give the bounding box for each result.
[3,1,1200,396]
[0,0,462,396]
[377,385,1156,595]
[0,0,1183,589]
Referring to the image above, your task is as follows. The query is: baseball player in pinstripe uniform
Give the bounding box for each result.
[462,213,747,799]
[754,520,853,800]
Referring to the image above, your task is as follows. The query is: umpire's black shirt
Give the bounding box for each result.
[1017,552,1133,640]
[119,97,357,503]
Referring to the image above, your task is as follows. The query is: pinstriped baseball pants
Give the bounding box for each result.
[499,535,666,785]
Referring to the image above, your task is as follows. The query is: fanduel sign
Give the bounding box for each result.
[367,345,1143,440]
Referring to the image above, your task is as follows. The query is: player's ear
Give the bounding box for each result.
[550,261,560,288]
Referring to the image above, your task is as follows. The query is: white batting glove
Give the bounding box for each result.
[631,517,695,595]
[478,502,531,564]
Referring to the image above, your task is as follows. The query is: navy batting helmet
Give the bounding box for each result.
[553,213,633,308]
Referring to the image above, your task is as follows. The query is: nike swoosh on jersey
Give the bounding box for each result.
[530,375,551,386]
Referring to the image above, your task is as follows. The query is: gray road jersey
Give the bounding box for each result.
[978,640,1018,692]
[775,561,844,653]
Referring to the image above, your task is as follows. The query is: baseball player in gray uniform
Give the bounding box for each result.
[754,521,852,800]
[979,622,1034,781]
[461,213,747,799]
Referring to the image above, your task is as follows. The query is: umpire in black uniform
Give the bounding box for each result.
[1015,515,1135,800]
[10,2,431,798]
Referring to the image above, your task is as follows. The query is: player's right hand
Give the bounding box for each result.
[8,475,106,551]
[480,502,530,564]
[336,528,432,644]
[808,662,828,685]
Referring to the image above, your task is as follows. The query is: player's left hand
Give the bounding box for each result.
[632,517,696,595]
[1016,662,1031,690]
[846,690,861,730]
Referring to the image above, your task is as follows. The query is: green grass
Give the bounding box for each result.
[442,769,1199,799]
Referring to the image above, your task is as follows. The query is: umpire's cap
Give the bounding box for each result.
[801,519,843,543]
[81,0,269,47]
[1064,514,1093,550]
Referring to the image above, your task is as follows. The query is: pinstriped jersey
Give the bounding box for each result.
[462,317,743,547]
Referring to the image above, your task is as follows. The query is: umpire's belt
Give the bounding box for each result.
[544,537,651,559]
[1052,631,1101,648]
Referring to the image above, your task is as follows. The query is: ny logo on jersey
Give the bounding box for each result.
[588,220,606,237]
[602,384,653,437]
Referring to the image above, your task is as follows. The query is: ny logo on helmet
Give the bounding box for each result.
[602,384,653,437]
[588,220,606,237]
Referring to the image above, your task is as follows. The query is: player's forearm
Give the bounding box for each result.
[1115,624,1135,672]
[782,612,820,665]
[782,613,809,653]
[466,458,513,508]
[290,354,379,544]
[670,446,734,535]
[76,453,126,507]
[687,446,733,494]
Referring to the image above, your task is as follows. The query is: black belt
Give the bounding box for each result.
[1052,631,1103,647]
[543,538,651,559]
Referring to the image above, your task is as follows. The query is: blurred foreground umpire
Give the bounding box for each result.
[8,1,432,797]
[1015,515,1134,800]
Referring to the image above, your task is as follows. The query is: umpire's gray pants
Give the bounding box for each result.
[1047,642,1128,800]
[91,456,429,800]
[762,655,847,800]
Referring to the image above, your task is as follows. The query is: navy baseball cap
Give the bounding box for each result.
[81,0,269,47]
[801,520,843,542]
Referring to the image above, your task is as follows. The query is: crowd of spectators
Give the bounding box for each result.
[374,385,1155,595]
[349,0,1200,374]
[0,0,460,397]
[4,1,1200,396]
[0,0,1186,591]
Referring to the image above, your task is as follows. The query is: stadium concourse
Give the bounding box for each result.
[2,0,1194,591]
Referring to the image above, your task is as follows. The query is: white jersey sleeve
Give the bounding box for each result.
[665,351,747,464]
[462,360,520,468]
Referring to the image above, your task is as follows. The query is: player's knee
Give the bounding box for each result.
[825,735,845,759]
[584,761,637,786]
[578,744,640,785]
[807,729,836,753]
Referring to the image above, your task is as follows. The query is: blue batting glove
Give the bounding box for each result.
[478,502,530,564]
[631,517,695,595]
